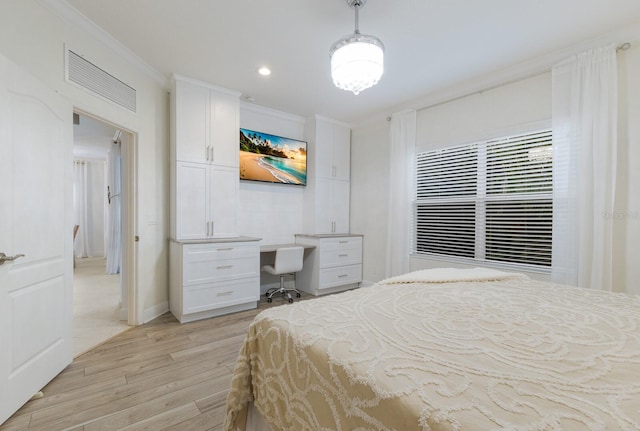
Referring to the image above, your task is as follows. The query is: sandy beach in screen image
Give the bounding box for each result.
[240,151,302,184]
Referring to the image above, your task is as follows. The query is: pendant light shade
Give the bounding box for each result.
[330,0,384,95]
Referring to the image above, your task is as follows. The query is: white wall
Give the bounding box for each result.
[238,102,306,245]
[415,73,552,153]
[238,103,306,292]
[351,47,640,295]
[0,0,170,321]
[412,73,553,282]
[350,119,391,285]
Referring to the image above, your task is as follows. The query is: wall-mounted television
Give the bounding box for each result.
[239,128,307,186]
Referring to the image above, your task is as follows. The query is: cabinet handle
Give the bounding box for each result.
[338,274,348,278]
[338,253,348,257]
[217,265,233,269]
[217,247,233,251]
[339,240,348,244]
[217,291,233,297]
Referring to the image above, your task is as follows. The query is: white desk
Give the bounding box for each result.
[259,243,315,253]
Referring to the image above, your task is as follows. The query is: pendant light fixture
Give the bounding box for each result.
[330,0,384,95]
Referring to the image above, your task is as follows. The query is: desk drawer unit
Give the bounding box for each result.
[295,234,363,296]
[319,264,363,289]
[183,243,258,285]
[319,237,362,268]
[170,239,260,323]
[183,277,257,314]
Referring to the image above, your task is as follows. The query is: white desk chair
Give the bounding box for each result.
[262,246,304,303]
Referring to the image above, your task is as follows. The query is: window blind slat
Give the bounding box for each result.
[415,129,552,267]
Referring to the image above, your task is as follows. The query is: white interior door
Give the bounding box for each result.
[0,54,73,424]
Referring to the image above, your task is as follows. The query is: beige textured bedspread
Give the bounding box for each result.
[224,271,640,431]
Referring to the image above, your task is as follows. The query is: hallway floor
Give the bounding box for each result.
[73,256,130,357]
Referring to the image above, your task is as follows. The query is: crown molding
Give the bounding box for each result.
[38,0,168,89]
[240,101,306,125]
[172,74,241,97]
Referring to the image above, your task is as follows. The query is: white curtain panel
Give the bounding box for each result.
[551,45,618,290]
[105,139,122,275]
[73,160,90,258]
[386,109,417,278]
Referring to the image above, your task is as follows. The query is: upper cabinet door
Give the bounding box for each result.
[175,161,209,240]
[175,79,209,163]
[210,90,239,168]
[332,123,351,181]
[314,120,334,179]
[311,118,351,181]
[173,77,240,166]
[209,165,239,237]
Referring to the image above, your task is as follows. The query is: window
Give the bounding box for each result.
[414,129,552,268]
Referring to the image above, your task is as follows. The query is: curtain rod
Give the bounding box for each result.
[617,42,631,52]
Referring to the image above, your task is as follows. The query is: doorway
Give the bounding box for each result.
[72,112,130,357]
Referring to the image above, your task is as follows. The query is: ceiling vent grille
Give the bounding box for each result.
[66,50,137,113]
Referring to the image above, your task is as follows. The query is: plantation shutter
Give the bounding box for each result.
[415,145,477,258]
[414,129,553,268]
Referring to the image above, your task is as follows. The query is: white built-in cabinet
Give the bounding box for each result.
[174,162,238,239]
[169,239,260,323]
[295,234,363,296]
[171,75,240,240]
[304,116,351,234]
[170,76,259,324]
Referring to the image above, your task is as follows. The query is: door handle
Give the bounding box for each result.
[0,253,25,265]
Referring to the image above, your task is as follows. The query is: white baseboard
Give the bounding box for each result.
[143,301,169,324]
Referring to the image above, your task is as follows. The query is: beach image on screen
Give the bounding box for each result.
[239,128,307,185]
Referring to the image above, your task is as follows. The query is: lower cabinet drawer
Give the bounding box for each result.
[318,264,362,290]
[319,246,362,268]
[183,255,258,285]
[183,277,259,314]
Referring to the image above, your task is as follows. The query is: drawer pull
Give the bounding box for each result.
[339,241,348,244]
[217,248,234,251]
[338,253,348,257]
[217,291,234,297]
[338,274,349,278]
[217,265,233,270]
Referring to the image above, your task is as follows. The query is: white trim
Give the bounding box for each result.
[143,301,169,324]
[172,74,241,97]
[240,101,306,124]
[38,0,168,88]
[309,113,351,129]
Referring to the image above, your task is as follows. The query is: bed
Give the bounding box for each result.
[224,268,640,431]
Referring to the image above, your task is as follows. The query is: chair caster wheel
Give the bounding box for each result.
[288,298,293,303]
[267,298,272,303]
[296,293,301,298]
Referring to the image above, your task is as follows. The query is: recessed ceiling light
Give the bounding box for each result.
[258,67,271,76]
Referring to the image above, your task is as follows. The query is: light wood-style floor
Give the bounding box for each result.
[1,292,310,431]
